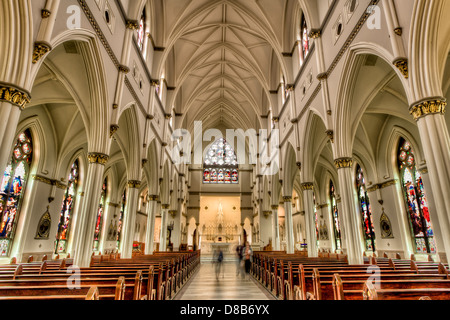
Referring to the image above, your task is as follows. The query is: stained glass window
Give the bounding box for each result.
[355,164,376,252]
[55,160,79,254]
[329,180,341,251]
[93,177,108,251]
[299,13,310,65]
[0,130,33,256]
[137,9,146,51]
[397,138,436,254]
[203,139,238,184]
[116,188,127,250]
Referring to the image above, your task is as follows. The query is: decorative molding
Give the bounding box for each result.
[87,153,109,165]
[367,185,380,193]
[393,58,408,79]
[32,42,52,64]
[317,204,329,210]
[240,207,253,211]
[0,85,31,109]
[296,162,302,170]
[108,202,120,208]
[128,180,141,189]
[334,157,353,169]
[187,206,200,210]
[33,175,67,189]
[380,179,398,189]
[409,98,447,121]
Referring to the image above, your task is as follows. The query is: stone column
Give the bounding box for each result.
[72,153,109,267]
[283,196,295,254]
[410,98,450,263]
[120,180,141,259]
[334,158,364,265]
[271,205,280,250]
[301,183,318,257]
[159,204,170,252]
[0,86,30,184]
[144,195,158,254]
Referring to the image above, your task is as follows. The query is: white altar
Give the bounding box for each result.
[199,202,241,257]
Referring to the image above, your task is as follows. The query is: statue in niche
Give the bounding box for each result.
[107,220,115,241]
[35,206,51,239]
[319,221,329,240]
[380,208,394,238]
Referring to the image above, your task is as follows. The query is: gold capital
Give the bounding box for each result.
[87,153,109,165]
[128,180,141,189]
[283,196,292,202]
[410,98,446,121]
[0,85,31,109]
[334,157,353,169]
[301,183,314,191]
[393,58,408,79]
[32,42,52,64]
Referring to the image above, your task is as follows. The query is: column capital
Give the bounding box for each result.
[126,20,139,30]
[0,83,31,109]
[32,41,52,64]
[87,153,109,165]
[301,182,314,191]
[283,196,292,202]
[409,97,446,121]
[148,195,159,201]
[162,204,170,209]
[334,157,353,169]
[128,180,141,189]
[271,205,279,210]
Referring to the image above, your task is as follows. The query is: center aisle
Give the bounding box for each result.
[174,261,276,300]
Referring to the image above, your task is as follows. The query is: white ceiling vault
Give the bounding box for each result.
[153,0,298,132]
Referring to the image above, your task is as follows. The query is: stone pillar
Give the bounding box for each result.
[119,181,141,259]
[144,195,158,254]
[283,196,295,254]
[72,153,109,267]
[410,98,450,263]
[301,183,318,257]
[0,86,30,184]
[334,158,364,265]
[271,205,280,250]
[159,204,170,252]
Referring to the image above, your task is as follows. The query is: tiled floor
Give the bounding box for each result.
[174,261,276,300]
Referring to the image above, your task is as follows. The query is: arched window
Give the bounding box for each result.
[137,8,146,51]
[329,180,341,251]
[55,160,79,253]
[355,164,376,252]
[93,177,108,251]
[116,188,127,250]
[203,138,238,184]
[397,138,436,254]
[0,130,33,256]
[299,13,310,65]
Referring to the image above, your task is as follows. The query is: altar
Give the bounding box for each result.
[198,201,241,258]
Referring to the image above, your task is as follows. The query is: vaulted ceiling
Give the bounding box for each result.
[156,0,296,132]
